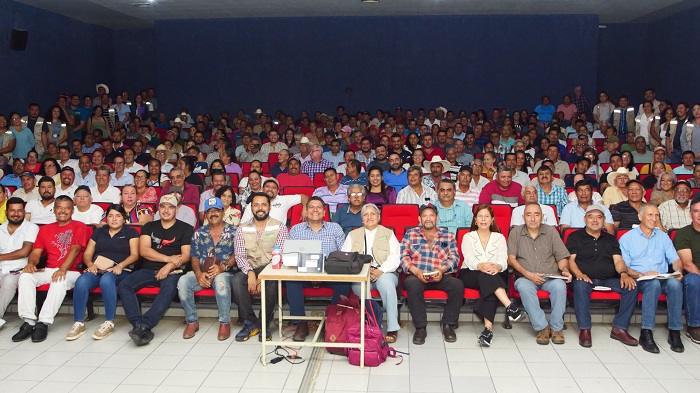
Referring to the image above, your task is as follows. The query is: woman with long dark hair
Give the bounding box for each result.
[41,105,68,149]
[460,205,523,346]
[365,166,396,208]
[68,204,139,340]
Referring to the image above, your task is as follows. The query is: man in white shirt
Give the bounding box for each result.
[198,171,227,222]
[123,148,144,174]
[25,177,57,225]
[396,166,438,205]
[109,156,134,186]
[89,166,121,203]
[71,186,104,225]
[57,146,78,172]
[593,91,615,127]
[0,198,39,329]
[12,172,40,202]
[240,178,308,223]
[74,156,96,187]
[54,167,78,198]
[510,185,558,227]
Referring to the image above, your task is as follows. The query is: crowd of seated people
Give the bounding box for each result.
[0,84,698,355]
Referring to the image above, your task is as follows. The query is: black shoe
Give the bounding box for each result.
[258,328,272,342]
[442,323,457,343]
[668,330,685,353]
[506,304,525,322]
[138,328,154,346]
[12,322,34,342]
[31,322,48,343]
[639,329,660,354]
[128,324,146,345]
[478,328,493,347]
[412,327,427,345]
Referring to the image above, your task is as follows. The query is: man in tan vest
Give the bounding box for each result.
[232,192,289,342]
[611,96,636,138]
[341,203,401,343]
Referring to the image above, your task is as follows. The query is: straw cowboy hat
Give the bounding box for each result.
[150,144,174,159]
[607,167,637,185]
[423,155,451,173]
[95,83,110,95]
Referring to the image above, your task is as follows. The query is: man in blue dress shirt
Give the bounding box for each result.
[619,203,684,354]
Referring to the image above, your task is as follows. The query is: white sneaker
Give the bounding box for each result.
[65,322,86,341]
[0,318,6,329]
[92,321,115,340]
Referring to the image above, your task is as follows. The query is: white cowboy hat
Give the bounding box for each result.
[607,167,637,185]
[423,155,451,173]
[95,83,110,95]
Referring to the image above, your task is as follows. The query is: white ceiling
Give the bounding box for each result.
[14,0,700,29]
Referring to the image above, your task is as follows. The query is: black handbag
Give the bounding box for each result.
[325,251,372,274]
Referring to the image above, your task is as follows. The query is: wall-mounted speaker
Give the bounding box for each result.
[10,29,28,51]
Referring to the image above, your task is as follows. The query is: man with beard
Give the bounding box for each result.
[383,152,408,192]
[25,177,56,224]
[232,192,289,342]
[12,196,89,342]
[178,197,237,341]
[118,194,194,346]
[0,198,39,329]
[54,167,78,198]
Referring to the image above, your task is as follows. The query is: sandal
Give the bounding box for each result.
[385,331,398,343]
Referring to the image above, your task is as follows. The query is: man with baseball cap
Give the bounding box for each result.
[54,166,78,198]
[118,194,194,346]
[566,204,639,347]
[12,172,39,202]
[178,197,237,341]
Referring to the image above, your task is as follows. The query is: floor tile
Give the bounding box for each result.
[366,374,409,392]
[160,370,210,387]
[6,364,59,381]
[120,368,171,386]
[0,380,37,393]
[533,376,582,393]
[566,362,612,378]
[487,361,530,377]
[574,377,624,393]
[450,376,495,393]
[615,378,669,393]
[44,365,96,383]
[27,381,77,393]
[69,382,118,393]
[241,371,289,390]
[408,374,453,392]
[491,376,538,393]
[448,361,490,377]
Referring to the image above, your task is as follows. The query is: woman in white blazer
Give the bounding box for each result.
[460,205,524,346]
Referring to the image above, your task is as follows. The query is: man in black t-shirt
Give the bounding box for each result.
[118,194,194,346]
[566,204,639,348]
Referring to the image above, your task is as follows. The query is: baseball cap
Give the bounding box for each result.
[159,194,178,207]
[585,204,605,215]
[605,136,619,143]
[19,171,33,178]
[263,178,279,188]
[204,197,224,211]
[60,166,75,173]
[419,204,438,215]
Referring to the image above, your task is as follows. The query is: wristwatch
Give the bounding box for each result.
[620,271,629,276]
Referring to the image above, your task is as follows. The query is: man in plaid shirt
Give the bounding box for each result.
[301,144,333,179]
[534,166,568,216]
[400,204,463,345]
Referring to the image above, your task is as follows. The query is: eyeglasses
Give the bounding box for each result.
[114,162,125,165]
[349,192,363,197]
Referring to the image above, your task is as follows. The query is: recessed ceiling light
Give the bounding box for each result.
[361,0,380,3]
[131,2,151,7]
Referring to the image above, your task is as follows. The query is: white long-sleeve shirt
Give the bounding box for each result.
[341,227,401,274]
[460,231,508,271]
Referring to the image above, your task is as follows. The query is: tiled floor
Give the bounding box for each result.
[0,314,698,393]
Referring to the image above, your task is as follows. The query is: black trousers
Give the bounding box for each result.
[458,269,507,323]
[231,267,277,328]
[404,274,464,328]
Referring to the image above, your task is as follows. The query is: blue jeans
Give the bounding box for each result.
[73,271,131,322]
[286,281,350,322]
[352,272,400,332]
[514,277,567,331]
[684,273,700,328]
[572,277,638,330]
[117,269,181,329]
[637,278,683,331]
[177,271,232,324]
[665,148,682,164]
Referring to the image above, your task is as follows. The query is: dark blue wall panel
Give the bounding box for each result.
[597,24,650,102]
[0,0,113,114]
[154,15,599,116]
[111,28,156,98]
[648,6,700,104]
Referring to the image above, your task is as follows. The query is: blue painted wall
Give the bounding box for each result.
[154,15,599,116]
[112,28,156,98]
[597,24,650,103]
[648,6,700,105]
[0,0,113,114]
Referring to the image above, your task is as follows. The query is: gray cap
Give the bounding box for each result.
[585,204,605,214]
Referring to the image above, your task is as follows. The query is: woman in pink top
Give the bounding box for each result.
[557,94,578,121]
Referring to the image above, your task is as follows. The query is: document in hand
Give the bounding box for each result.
[636,272,681,281]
